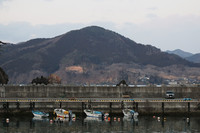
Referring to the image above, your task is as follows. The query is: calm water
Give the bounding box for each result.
[0,115,200,133]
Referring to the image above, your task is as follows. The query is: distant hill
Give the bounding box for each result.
[186,53,200,63]
[0,26,200,84]
[166,49,200,63]
[166,49,193,58]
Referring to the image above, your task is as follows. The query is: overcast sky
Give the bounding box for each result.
[0,0,200,53]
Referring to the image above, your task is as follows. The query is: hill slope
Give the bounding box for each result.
[166,49,193,58]
[186,54,200,63]
[0,26,200,84]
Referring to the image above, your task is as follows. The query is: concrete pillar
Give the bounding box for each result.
[188,102,190,114]
[88,100,92,109]
[132,101,135,110]
[29,102,32,110]
[59,102,62,108]
[121,101,124,109]
[109,102,112,113]
[82,102,84,112]
[16,102,20,109]
[136,102,138,112]
[7,102,9,109]
[162,102,164,114]
[30,102,35,110]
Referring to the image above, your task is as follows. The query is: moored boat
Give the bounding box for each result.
[53,109,75,119]
[122,109,139,118]
[84,109,103,118]
[32,110,49,118]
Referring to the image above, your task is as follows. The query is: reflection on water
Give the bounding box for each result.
[84,116,103,122]
[32,116,49,122]
[0,115,199,133]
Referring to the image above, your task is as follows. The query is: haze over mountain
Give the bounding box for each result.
[166,49,193,58]
[166,49,200,63]
[186,54,200,63]
[0,26,200,84]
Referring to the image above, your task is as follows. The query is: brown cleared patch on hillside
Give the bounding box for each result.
[65,66,83,73]
[158,73,177,80]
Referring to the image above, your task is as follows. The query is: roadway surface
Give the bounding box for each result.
[0,98,199,103]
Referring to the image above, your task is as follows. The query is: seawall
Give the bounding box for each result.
[1,84,200,98]
[0,85,200,114]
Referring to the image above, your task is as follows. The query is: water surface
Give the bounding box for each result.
[0,115,199,133]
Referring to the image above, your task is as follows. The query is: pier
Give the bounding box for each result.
[0,97,199,114]
[0,85,200,114]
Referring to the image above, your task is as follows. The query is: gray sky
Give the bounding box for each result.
[0,0,200,53]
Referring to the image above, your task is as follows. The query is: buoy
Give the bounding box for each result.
[157,117,160,120]
[6,118,9,123]
[153,116,156,119]
[108,117,110,121]
[186,118,190,123]
[118,118,120,122]
[50,119,53,124]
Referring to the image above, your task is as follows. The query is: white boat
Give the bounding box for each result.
[32,110,49,118]
[84,109,103,118]
[122,109,139,118]
[53,109,75,118]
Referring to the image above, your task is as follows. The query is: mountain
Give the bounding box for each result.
[166,49,193,58]
[186,53,200,63]
[0,26,200,84]
[166,49,200,63]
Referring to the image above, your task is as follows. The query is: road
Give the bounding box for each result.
[0,98,199,103]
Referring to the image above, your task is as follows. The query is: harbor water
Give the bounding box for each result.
[0,115,200,133]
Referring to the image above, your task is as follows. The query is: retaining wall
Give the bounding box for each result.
[1,85,200,99]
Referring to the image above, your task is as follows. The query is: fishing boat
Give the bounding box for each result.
[32,110,49,118]
[53,109,75,119]
[84,109,103,118]
[122,109,139,118]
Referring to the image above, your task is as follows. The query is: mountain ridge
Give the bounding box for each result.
[166,49,200,63]
[166,49,193,58]
[0,26,200,84]
[186,53,200,63]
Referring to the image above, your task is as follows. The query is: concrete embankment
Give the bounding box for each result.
[0,85,200,114]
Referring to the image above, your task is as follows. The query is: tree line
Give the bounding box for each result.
[31,74,61,85]
[0,41,8,84]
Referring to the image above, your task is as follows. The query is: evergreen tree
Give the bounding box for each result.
[31,76,49,85]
